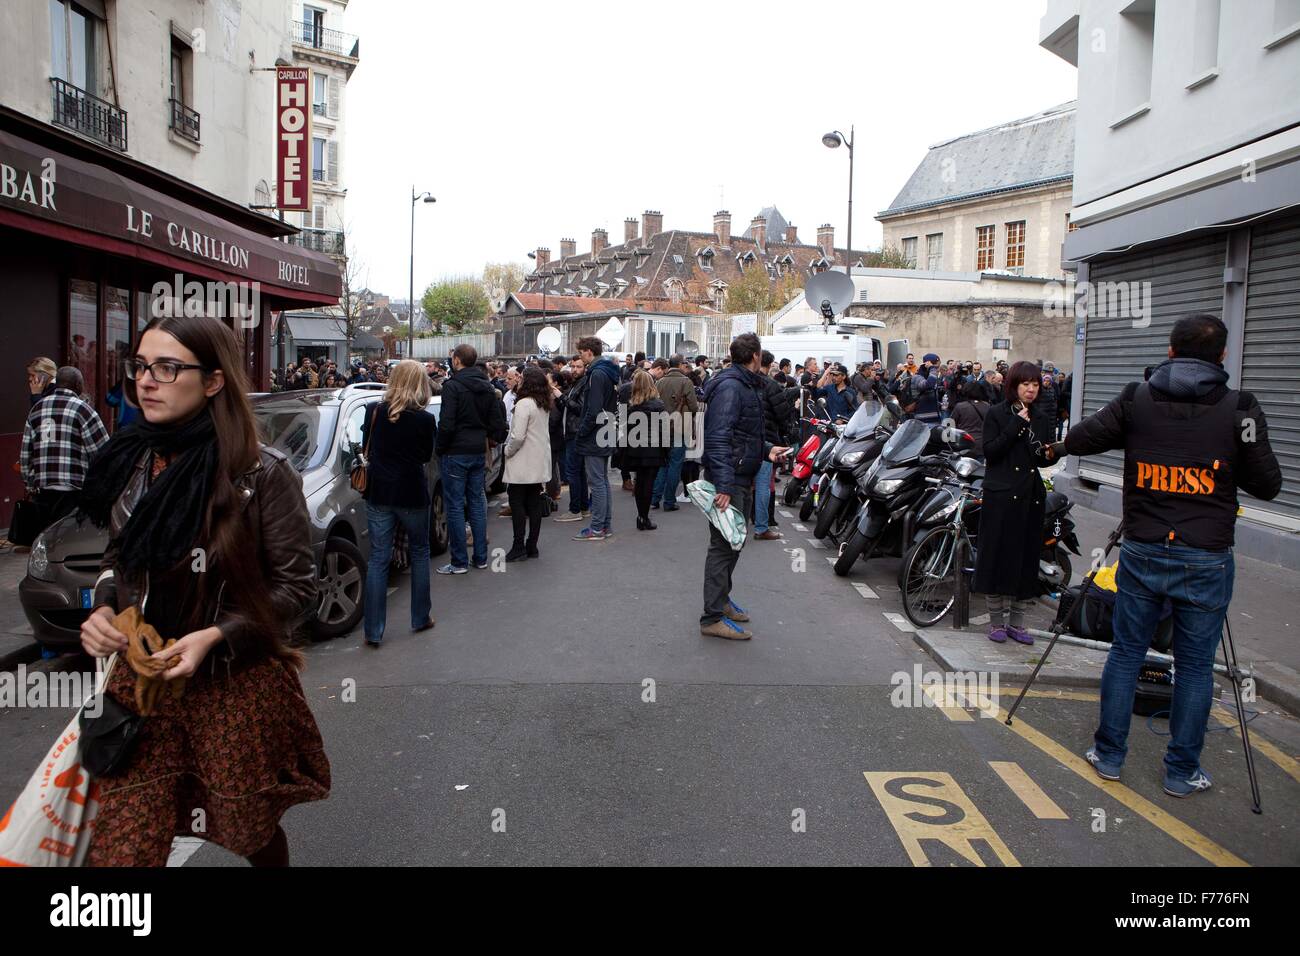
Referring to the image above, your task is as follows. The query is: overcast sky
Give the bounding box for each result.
[339,0,1078,298]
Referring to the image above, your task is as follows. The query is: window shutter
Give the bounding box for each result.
[327,77,340,120]
[327,140,339,182]
[313,205,325,230]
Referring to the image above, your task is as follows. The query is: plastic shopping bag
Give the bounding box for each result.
[0,656,113,866]
[686,478,747,552]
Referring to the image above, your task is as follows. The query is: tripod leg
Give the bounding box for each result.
[1006,521,1125,725]
[1221,620,1262,815]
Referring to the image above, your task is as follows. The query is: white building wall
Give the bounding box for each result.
[1043,0,1300,208]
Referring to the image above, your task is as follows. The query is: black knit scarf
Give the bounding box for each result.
[79,407,219,574]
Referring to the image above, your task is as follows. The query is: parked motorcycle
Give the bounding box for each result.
[812,401,898,541]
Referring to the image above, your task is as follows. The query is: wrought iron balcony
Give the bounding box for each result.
[169,98,200,144]
[291,20,360,58]
[287,229,345,257]
[50,77,128,152]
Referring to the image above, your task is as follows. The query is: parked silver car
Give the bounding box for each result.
[18,383,481,648]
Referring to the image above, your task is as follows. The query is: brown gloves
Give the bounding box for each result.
[113,606,187,716]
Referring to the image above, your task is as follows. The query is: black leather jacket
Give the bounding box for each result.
[91,445,316,677]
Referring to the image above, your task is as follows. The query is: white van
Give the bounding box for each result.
[761,320,891,372]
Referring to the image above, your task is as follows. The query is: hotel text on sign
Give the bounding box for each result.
[276,67,311,211]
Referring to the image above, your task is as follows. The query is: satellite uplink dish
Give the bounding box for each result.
[678,339,700,356]
[536,326,561,355]
[804,269,856,327]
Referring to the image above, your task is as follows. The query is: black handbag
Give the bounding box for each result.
[79,658,144,777]
[7,497,46,546]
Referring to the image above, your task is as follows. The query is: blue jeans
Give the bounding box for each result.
[441,453,487,568]
[364,503,431,643]
[753,460,773,534]
[565,437,590,514]
[652,443,686,506]
[584,454,611,532]
[1094,539,1235,780]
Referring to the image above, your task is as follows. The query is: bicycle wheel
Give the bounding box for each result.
[901,526,960,628]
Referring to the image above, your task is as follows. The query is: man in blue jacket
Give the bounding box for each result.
[573,335,621,540]
[699,333,789,640]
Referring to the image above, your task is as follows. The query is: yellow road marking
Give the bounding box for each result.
[921,683,973,721]
[988,761,1069,819]
[995,706,1248,867]
[864,771,1019,867]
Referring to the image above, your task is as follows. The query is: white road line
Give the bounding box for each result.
[883,612,915,633]
[807,538,827,550]
[852,583,879,600]
[825,556,838,566]
[778,510,793,518]
[166,837,205,867]
[971,613,990,625]
[793,523,808,532]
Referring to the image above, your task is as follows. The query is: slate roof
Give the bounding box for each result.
[743,206,794,242]
[878,102,1075,219]
[519,223,874,309]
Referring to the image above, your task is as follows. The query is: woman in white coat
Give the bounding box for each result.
[503,367,554,561]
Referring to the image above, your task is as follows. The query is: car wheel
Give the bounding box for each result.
[430,485,449,556]
[313,537,365,640]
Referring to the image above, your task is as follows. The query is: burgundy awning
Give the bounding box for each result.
[0,127,341,305]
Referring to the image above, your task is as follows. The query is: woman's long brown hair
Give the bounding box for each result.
[141,314,304,668]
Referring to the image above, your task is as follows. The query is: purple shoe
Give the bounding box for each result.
[987,625,1008,643]
[1007,625,1035,645]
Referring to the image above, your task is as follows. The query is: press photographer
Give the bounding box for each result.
[1058,313,1282,798]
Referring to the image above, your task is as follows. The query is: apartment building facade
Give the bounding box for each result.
[0,0,341,526]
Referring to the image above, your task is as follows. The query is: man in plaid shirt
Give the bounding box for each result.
[20,366,109,528]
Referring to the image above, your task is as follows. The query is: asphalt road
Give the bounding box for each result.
[2,471,1297,866]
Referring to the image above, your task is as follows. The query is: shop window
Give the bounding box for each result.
[68,278,98,406]
[105,286,130,430]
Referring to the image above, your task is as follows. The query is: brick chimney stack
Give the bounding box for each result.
[750,215,767,252]
[535,247,551,269]
[560,238,576,260]
[642,210,663,242]
[713,210,731,247]
[624,218,639,245]
[591,228,608,256]
[817,224,835,260]
[785,224,798,243]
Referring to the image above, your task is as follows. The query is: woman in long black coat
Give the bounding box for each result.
[972,361,1057,645]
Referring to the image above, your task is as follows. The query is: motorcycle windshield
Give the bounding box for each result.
[880,419,930,464]
[841,403,885,440]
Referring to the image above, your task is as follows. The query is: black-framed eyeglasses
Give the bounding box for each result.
[124,359,207,384]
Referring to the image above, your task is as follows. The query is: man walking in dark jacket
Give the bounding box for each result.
[1061,314,1282,798]
[573,336,620,540]
[652,354,699,511]
[436,343,507,573]
[699,333,789,640]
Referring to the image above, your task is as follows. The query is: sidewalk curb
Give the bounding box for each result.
[910,629,1102,688]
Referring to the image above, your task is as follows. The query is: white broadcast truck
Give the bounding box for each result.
[761,318,910,374]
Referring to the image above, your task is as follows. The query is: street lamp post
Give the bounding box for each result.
[822,126,855,272]
[409,187,435,357]
[526,250,547,329]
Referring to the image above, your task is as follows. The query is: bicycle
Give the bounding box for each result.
[899,478,980,628]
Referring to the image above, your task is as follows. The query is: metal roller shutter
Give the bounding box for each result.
[1240,215,1300,529]
[1078,235,1226,485]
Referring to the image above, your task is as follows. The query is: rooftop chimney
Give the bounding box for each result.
[591,228,608,256]
[750,215,767,252]
[713,210,731,248]
[817,224,835,261]
[784,224,798,244]
[560,237,576,260]
[624,218,639,245]
[642,210,663,242]
[534,247,551,269]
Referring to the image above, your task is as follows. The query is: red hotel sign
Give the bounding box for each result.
[276,67,311,211]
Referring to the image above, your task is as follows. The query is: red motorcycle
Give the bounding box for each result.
[782,416,837,506]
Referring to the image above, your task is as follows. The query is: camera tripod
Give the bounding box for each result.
[1004,520,1263,814]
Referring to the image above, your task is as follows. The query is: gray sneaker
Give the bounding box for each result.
[435,564,468,575]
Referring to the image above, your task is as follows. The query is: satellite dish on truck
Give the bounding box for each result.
[536,326,561,355]
[678,339,700,356]
[804,270,855,326]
